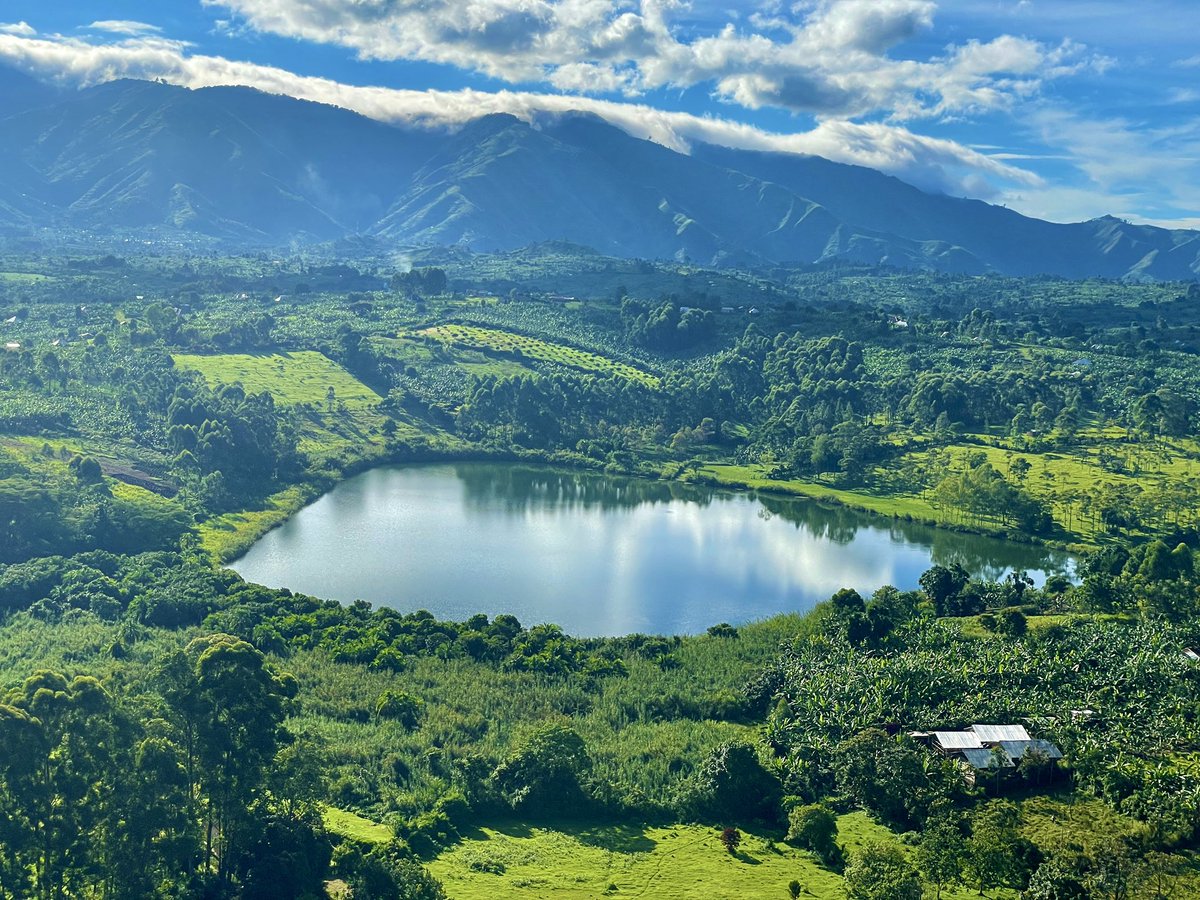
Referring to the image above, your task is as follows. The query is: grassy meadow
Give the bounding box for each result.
[427,812,1015,900]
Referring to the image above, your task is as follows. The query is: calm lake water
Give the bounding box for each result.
[231,463,1073,636]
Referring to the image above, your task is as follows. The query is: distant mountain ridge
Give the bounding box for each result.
[1,68,1197,280]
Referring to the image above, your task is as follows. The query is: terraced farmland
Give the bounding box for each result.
[417,324,659,388]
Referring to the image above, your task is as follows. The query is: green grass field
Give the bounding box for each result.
[196,484,313,561]
[172,351,401,459]
[923,436,1200,541]
[323,806,393,846]
[369,334,534,379]
[417,325,660,388]
[428,814,1011,900]
[702,426,1200,547]
[172,351,382,408]
[700,463,941,523]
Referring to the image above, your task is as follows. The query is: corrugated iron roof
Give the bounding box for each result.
[934,731,983,750]
[970,724,1030,743]
[1000,739,1063,761]
[960,748,1014,769]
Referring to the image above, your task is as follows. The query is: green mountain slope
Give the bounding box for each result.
[0,69,1197,279]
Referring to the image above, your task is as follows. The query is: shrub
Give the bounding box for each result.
[786,803,839,866]
[375,690,423,728]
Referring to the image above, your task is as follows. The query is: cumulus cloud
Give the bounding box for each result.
[0,29,1040,198]
[0,22,36,37]
[200,0,1097,119]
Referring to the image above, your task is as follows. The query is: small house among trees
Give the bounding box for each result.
[918,724,1063,784]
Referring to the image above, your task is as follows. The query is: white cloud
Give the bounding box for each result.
[86,21,164,37]
[0,29,1040,199]
[998,107,1200,226]
[0,22,36,37]
[200,0,1096,120]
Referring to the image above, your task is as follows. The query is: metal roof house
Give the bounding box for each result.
[932,724,1062,776]
[970,724,1031,744]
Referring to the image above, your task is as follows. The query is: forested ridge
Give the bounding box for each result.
[1,243,1200,897]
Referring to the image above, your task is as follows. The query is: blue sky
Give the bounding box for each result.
[1,0,1197,227]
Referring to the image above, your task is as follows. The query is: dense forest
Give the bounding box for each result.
[1,242,1200,897]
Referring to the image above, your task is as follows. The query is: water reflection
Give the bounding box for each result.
[456,464,717,513]
[231,463,1073,637]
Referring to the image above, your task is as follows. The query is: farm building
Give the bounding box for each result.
[924,724,1063,776]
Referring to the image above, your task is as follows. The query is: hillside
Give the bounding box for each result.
[0,67,1198,279]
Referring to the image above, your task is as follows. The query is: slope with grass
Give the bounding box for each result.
[172,351,382,409]
[172,349,435,461]
[427,813,1010,900]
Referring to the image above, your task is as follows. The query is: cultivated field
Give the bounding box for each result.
[416,324,660,388]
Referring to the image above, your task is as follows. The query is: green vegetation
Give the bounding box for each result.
[428,816,936,900]
[173,351,382,409]
[323,807,393,846]
[418,324,660,388]
[1,246,1200,897]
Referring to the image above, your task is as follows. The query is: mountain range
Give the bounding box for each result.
[1,66,1198,280]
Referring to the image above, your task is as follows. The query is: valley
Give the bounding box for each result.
[1,238,1199,898]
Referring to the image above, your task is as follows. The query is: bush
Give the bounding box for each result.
[490,724,594,818]
[786,803,839,866]
[681,742,783,826]
[376,690,423,728]
[997,608,1028,637]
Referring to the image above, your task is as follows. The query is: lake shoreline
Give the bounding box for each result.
[225,460,1074,637]
[203,442,1089,567]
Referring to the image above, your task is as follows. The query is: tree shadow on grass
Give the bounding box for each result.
[490,821,534,839]
[571,823,658,854]
[457,824,493,842]
[733,851,762,865]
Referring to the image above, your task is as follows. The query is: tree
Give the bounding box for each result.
[844,841,921,900]
[833,729,927,827]
[788,879,802,899]
[1134,852,1183,900]
[920,564,970,616]
[1023,855,1089,900]
[0,671,124,900]
[827,588,870,644]
[967,801,1039,895]
[160,634,297,885]
[916,811,965,899]
[237,807,332,900]
[720,827,742,855]
[684,742,783,826]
